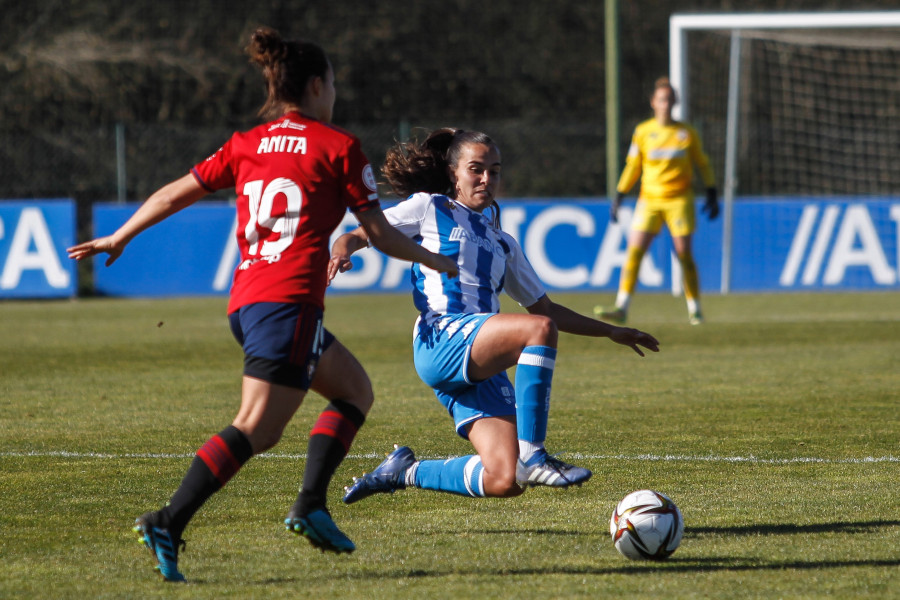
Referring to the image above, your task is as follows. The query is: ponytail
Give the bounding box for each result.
[246,26,330,119]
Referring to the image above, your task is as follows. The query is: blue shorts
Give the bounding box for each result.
[413,313,493,392]
[414,313,516,439]
[229,302,335,390]
[434,372,517,440]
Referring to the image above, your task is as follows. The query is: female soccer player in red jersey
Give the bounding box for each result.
[68,26,457,582]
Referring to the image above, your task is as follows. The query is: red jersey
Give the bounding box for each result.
[191,112,380,313]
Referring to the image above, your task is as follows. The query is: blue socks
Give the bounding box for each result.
[515,345,556,445]
[412,455,485,497]
[409,345,557,498]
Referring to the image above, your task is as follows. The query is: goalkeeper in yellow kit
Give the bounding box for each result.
[595,77,718,325]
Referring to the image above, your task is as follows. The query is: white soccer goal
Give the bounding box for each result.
[669,12,900,292]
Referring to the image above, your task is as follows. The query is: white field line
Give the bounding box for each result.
[0,450,896,464]
[623,312,900,325]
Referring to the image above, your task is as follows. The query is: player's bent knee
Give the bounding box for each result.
[486,480,526,498]
[233,422,286,454]
[314,350,375,413]
[250,430,284,454]
[338,370,374,414]
[482,467,525,498]
[529,315,558,347]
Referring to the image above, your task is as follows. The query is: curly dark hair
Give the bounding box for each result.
[383,128,501,226]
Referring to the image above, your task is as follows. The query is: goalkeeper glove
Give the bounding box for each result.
[609,192,624,224]
[701,187,719,220]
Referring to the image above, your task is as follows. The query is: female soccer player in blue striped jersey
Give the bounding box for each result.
[331,129,659,503]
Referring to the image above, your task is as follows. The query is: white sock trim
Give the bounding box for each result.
[404,461,419,487]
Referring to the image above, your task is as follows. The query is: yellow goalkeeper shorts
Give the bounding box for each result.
[631,195,696,237]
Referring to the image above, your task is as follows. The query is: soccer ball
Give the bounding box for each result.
[609,489,684,560]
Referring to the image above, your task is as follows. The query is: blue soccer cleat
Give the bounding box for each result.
[342,444,416,505]
[285,507,355,554]
[133,512,187,582]
[516,449,592,488]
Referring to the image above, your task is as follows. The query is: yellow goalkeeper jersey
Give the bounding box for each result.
[617,118,715,201]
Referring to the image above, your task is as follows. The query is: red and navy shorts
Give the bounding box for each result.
[228,302,335,390]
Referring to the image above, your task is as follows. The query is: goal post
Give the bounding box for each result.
[668,11,900,293]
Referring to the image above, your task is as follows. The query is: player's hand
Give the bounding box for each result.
[702,188,719,220]
[66,236,124,266]
[609,326,660,357]
[426,253,459,279]
[327,254,354,284]
[609,193,624,224]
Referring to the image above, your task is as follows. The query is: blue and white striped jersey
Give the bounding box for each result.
[383,192,545,324]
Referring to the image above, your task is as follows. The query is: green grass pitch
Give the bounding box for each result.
[1,292,898,599]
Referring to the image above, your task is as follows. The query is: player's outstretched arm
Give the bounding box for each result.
[330,210,458,282]
[328,228,369,283]
[67,174,206,266]
[526,295,659,357]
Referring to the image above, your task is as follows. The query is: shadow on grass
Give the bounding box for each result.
[258,556,900,585]
[686,519,900,537]
[460,520,900,539]
[253,520,900,585]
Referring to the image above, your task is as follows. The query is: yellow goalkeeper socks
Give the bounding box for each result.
[619,246,646,296]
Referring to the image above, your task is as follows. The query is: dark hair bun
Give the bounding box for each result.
[248,26,287,68]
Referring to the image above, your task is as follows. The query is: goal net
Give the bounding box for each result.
[670,12,900,196]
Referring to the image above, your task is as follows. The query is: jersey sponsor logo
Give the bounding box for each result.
[647,148,686,160]
[362,164,377,192]
[268,119,307,132]
[237,253,282,271]
[256,135,307,155]
[449,226,505,255]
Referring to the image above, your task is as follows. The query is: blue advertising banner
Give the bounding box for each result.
[91,197,899,298]
[728,198,899,292]
[92,202,236,297]
[0,200,76,298]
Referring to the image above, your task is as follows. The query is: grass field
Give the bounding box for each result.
[1,292,898,599]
